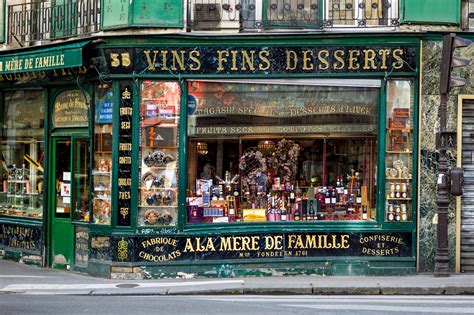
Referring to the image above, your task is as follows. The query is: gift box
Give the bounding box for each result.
[243,208,267,222]
[187,205,202,224]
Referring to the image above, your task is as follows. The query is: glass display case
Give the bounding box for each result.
[0,90,45,218]
[92,84,113,224]
[385,80,415,222]
[138,81,180,226]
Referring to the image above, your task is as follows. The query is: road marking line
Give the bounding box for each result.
[1,279,244,291]
[198,297,474,304]
[283,304,474,314]
[0,275,50,278]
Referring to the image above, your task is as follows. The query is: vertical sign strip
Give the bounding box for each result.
[117,81,133,226]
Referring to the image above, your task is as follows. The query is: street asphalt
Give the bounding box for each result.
[1,259,474,296]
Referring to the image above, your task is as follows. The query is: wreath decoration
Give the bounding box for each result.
[268,139,300,183]
[239,147,267,186]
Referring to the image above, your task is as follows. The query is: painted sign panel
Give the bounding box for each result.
[401,0,460,24]
[117,81,133,226]
[0,223,42,253]
[104,45,418,75]
[74,226,89,268]
[102,0,130,29]
[53,90,89,128]
[122,232,412,263]
[132,0,183,27]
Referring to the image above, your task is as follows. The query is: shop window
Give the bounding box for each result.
[385,79,414,222]
[187,80,379,224]
[73,139,90,222]
[138,81,180,226]
[0,90,45,218]
[92,84,113,225]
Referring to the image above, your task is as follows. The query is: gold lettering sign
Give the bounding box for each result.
[192,124,377,136]
[130,46,414,74]
[53,90,89,128]
[359,234,403,256]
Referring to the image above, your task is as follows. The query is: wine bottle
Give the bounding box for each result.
[362,205,367,220]
[356,189,362,205]
[294,206,300,221]
[308,200,315,220]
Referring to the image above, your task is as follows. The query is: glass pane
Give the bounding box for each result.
[385,80,414,222]
[0,90,45,218]
[138,81,180,226]
[187,80,379,224]
[73,139,90,221]
[55,140,72,218]
[92,84,113,225]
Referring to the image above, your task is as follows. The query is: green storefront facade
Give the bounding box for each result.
[0,32,430,277]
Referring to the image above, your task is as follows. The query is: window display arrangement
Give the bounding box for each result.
[385,80,414,222]
[138,81,180,226]
[0,90,45,218]
[92,84,113,224]
[186,80,381,224]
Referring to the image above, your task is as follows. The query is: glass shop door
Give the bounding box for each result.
[49,136,90,269]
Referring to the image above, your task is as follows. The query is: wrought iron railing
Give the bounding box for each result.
[7,0,101,46]
[187,0,400,31]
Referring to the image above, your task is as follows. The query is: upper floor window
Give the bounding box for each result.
[188,0,399,30]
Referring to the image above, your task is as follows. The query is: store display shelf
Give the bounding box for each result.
[141,166,177,170]
[142,146,178,149]
[386,150,413,154]
[94,196,111,201]
[386,177,412,180]
[6,180,29,184]
[92,171,112,176]
[386,197,412,201]
[139,205,177,208]
[140,187,177,190]
[93,187,111,192]
[386,127,413,132]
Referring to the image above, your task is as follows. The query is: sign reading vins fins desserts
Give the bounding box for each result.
[117,81,133,226]
[134,232,412,262]
[105,46,417,75]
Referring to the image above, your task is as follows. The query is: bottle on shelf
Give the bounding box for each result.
[356,189,362,205]
[362,205,368,220]
[294,205,301,221]
[281,205,287,222]
[308,200,315,220]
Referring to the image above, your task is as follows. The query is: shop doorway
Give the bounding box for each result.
[49,136,90,270]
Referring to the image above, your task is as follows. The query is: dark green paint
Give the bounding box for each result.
[101,0,182,30]
[401,0,461,25]
[0,41,89,75]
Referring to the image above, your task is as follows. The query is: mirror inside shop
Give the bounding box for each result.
[187,137,377,223]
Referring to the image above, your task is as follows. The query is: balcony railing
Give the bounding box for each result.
[187,0,400,31]
[7,0,101,46]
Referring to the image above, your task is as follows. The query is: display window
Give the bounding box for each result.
[385,79,415,222]
[138,81,180,226]
[186,80,380,224]
[92,84,113,224]
[0,90,45,218]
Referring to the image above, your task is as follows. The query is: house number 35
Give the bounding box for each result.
[110,53,131,67]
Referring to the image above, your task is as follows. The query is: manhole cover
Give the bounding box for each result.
[116,283,139,289]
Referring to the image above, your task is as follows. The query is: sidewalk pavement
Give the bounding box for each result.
[1,259,474,296]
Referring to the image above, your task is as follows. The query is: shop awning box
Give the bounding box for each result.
[0,40,90,75]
